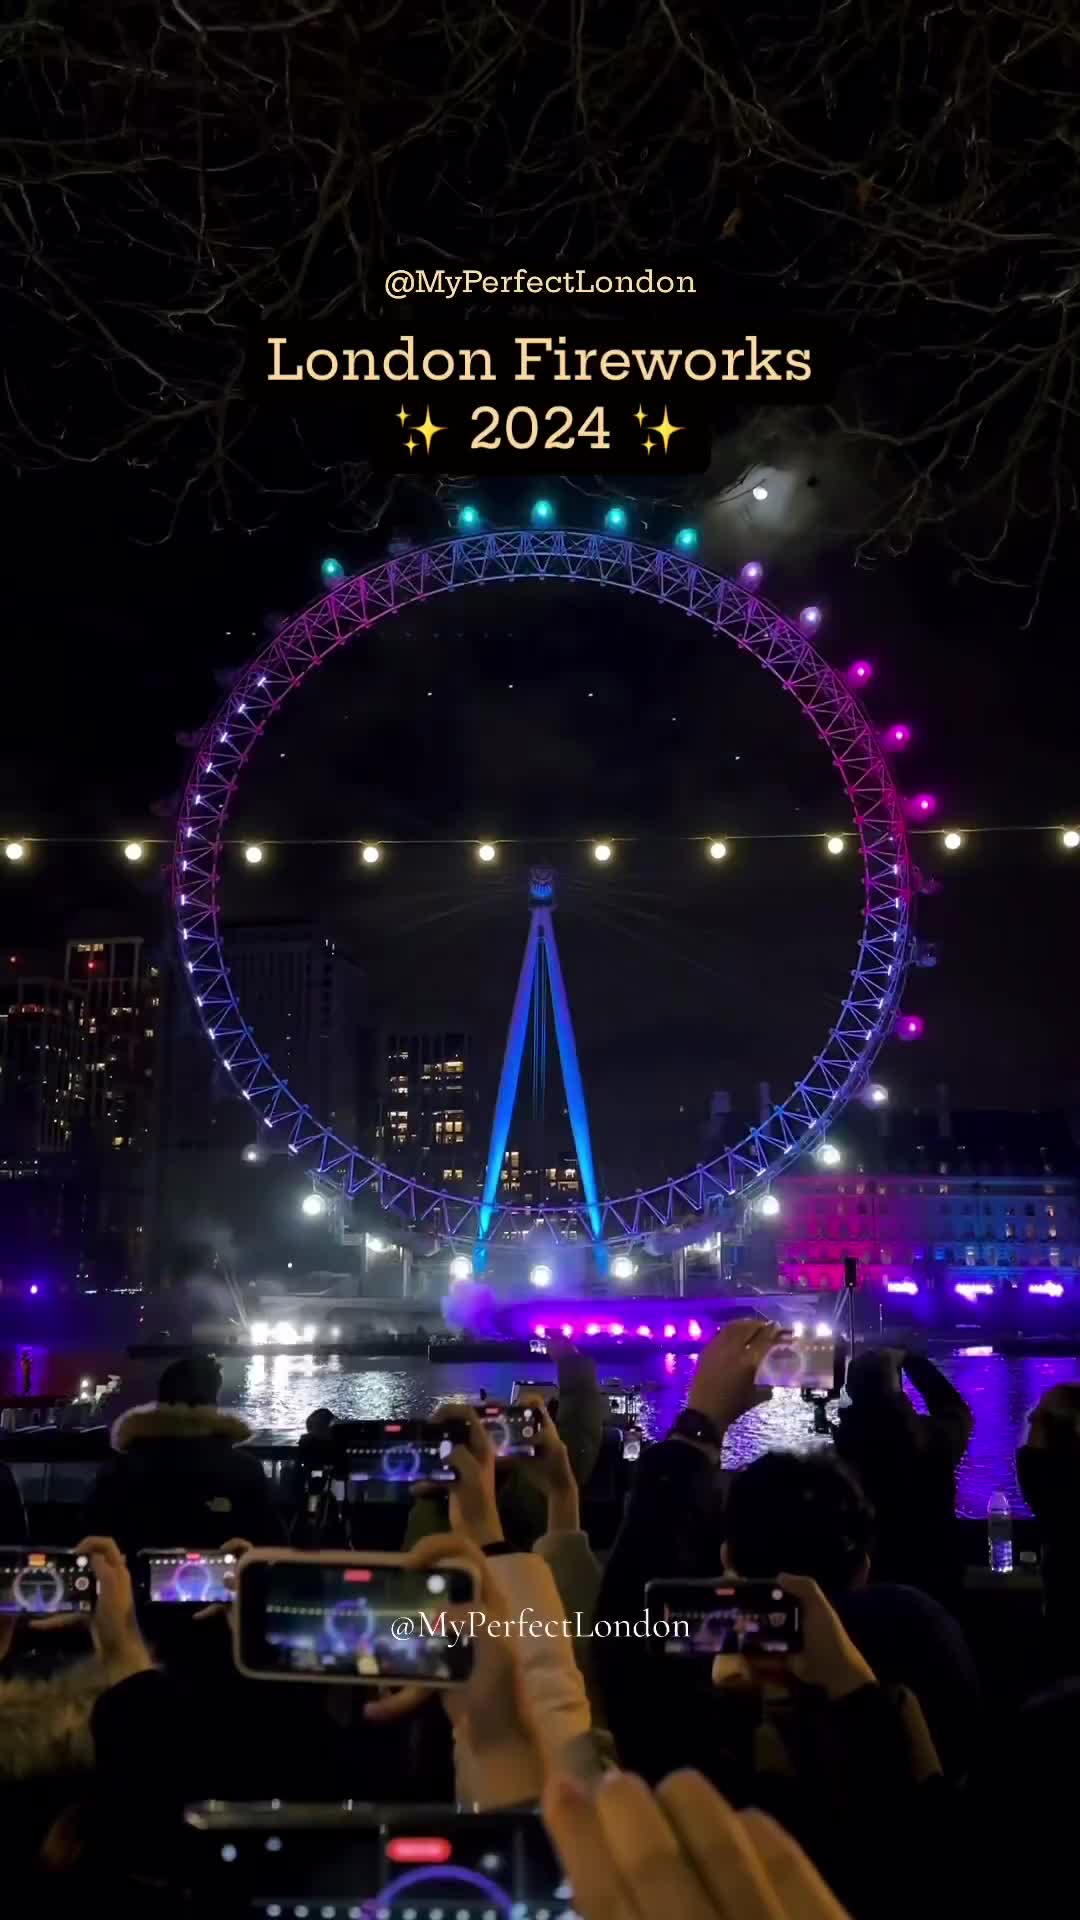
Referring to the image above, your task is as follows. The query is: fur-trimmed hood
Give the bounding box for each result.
[0,1659,108,1781]
[110,1402,253,1452]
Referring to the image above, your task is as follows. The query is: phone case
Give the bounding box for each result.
[231,1549,478,1686]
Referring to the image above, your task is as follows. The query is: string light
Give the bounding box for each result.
[707,840,729,861]
[592,841,614,863]
[739,561,763,588]
[848,660,873,685]
[476,842,497,863]
[360,844,382,866]
[674,527,698,552]
[799,605,823,632]
[825,835,846,856]
[604,506,629,532]
[243,844,264,865]
[1063,829,1080,851]
[123,842,145,863]
[943,832,964,851]
[4,842,26,862]
[457,505,481,530]
[320,557,345,585]
[531,498,555,525]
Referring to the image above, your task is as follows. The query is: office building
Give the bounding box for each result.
[0,969,92,1289]
[378,1026,470,1173]
[149,923,368,1285]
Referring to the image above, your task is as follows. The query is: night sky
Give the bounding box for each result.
[1,458,1077,1195]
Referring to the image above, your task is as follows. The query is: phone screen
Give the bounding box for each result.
[183,1804,568,1917]
[754,1335,841,1393]
[139,1549,237,1606]
[646,1579,802,1657]
[336,1419,468,1490]
[622,1427,643,1462]
[479,1403,538,1458]
[0,1547,96,1615]
[236,1557,477,1684]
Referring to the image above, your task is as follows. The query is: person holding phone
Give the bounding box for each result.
[367,1408,596,1799]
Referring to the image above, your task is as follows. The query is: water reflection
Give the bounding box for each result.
[219,1348,1080,1518]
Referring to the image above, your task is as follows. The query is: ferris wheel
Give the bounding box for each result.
[172,527,917,1255]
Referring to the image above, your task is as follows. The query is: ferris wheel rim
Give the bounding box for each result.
[172,528,915,1249]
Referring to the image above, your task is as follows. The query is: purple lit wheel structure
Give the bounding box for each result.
[172,530,916,1250]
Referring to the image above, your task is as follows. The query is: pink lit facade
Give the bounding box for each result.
[773,1169,1080,1295]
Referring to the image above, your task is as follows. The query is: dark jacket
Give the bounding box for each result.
[0,1461,27,1545]
[82,1403,284,1558]
[834,1353,972,1605]
[593,1437,950,1920]
[1016,1443,1080,1672]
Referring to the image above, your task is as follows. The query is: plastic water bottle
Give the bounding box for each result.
[987,1491,1013,1574]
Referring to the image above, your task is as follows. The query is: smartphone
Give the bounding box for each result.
[0,1547,96,1615]
[334,1418,469,1488]
[622,1425,643,1462]
[183,1804,567,1917]
[510,1379,555,1405]
[754,1334,843,1394]
[479,1402,538,1458]
[234,1550,478,1685]
[645,1578,802,1657]
[136,1549,237,1607]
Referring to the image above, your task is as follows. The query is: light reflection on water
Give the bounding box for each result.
[221,1349,1080,1518]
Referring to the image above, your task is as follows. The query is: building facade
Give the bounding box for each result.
[768,1108,1080,1303]
[377,1025,476,1184]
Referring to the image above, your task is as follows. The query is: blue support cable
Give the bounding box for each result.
[474,911,541,1271]
[539,908,608,1271]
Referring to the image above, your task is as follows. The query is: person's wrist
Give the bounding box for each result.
[672,1406,725,1450]
[546,1487,580,1534]
[686,1394,732,1434]
[468,1503,504,1545]
[99,1631,154,1684]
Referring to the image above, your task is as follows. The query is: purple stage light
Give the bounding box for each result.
[799,605,822,632]
[897,1014,924,1041]
[585,1322,600,1337]
[955,1281,994,1301]
[636,1324,653,1338]
[740,561,764,589]
[886,1279,918,1295]
[911,793,937,818]
[663,1322,676,1339]
[687,1318,703,1340]
[561,1322,573,1338]
[29,1284,39,1295]
[609,1321,625,1336]
[886,724,911,749]
[533,1324,546,1337]
[1029,1280,1064,1298]
[848,660,873,685]
[959,1346,994,1357]
[664,1351,677,1371]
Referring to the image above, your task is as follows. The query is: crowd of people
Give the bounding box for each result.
[1,1325,1078,1916]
